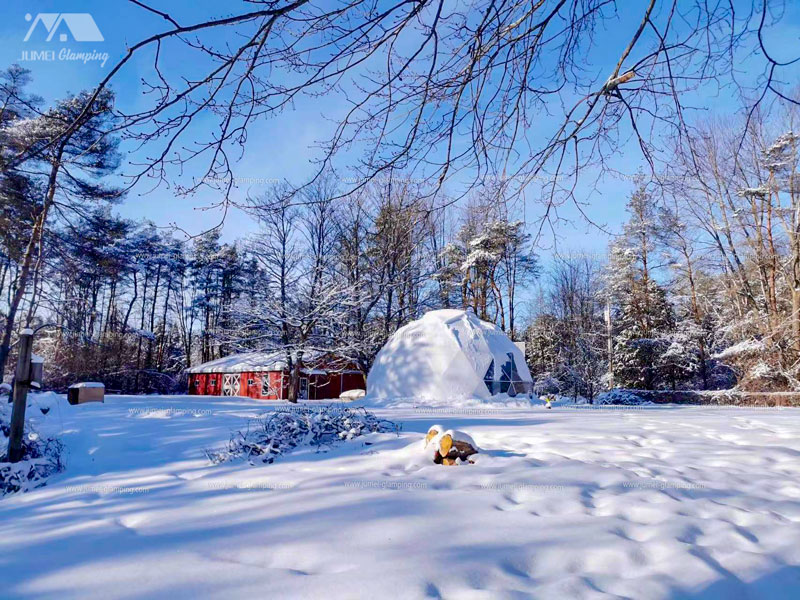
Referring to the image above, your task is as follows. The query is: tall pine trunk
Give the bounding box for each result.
[0,152,62,378]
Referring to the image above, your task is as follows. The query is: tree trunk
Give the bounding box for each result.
[793,287,800,356]
[0,152,62,378]
[287,354,299,403]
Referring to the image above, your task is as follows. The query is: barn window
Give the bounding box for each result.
[194,379,201,387]
[261,375,281,398]
[247,378,255,386]
[209,377,217,386]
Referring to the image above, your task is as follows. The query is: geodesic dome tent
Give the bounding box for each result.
[367,309,533,400]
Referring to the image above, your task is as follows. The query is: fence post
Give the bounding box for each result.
[7,329,33,463]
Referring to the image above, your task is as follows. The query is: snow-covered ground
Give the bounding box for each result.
[3,394,800,599]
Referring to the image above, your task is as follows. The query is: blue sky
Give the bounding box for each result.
[1,1,332,240]
[2,1,799,263]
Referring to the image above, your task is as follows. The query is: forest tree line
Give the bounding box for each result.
[2,63,799,397]
[526,99,800,398]
[1,178,537,394]
[0,64,538,395]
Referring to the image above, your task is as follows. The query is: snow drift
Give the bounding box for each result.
[4,394,800,599]
[367,309,532,401]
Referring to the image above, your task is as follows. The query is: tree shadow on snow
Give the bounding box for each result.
[668,563,800,599]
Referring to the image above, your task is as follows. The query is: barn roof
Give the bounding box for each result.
[185,350,354,374]
[186,351,287,374]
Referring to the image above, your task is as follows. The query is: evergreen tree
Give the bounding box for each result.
[0,87,120,378]
[657,324,701,390]
[524,313,561,376]
[190,230,243,363]
[612,277,676,389]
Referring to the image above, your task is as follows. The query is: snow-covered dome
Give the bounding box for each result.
[367,309,532,401]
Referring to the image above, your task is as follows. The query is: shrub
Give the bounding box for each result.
[207,405,399,464]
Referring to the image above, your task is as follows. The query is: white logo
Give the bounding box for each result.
[24,13,104,43]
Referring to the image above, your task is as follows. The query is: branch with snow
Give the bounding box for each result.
[206,406,399,465]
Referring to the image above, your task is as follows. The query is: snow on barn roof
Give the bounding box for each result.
[185,350,343,374]
[186,351,289,374]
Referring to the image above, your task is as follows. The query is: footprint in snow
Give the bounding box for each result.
[116,514,147,532]
[174,471,207,481]
[676,524,703,544]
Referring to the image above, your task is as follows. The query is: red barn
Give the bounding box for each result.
[186,351,365,400]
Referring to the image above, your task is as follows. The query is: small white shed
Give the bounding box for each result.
[67,382,105,405]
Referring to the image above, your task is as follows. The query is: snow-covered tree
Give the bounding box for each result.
[608,187,681,389]
[230,179,350,401]
[524,313,561,375]
[657,326,700,391]
[0,88,120,378]
[611,275,676,389]
[438,209,537,336]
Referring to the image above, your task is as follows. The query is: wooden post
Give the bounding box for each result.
[7,329,33,463]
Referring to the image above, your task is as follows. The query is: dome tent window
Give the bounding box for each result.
[500,355,511,394]
[483,360,495,394]
[500,352,530,396]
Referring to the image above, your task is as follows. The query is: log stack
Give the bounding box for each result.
[424,425,479,465]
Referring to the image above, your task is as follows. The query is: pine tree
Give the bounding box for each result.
[190,230,243,363]
[524,313,561,376]
[0,88,120,378]
[657,323,700,390]
[612,278,676,389]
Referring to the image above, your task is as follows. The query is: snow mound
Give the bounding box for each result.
[367,393,534,410]
[339,388,366,401]
[366,309,532,403]
[0,399,64,495]
[423,425,477,450]
[422,424,480,465]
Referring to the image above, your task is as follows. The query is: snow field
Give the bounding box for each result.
[1,394,800,598]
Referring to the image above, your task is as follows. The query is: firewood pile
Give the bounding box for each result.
[424,424,479,465]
